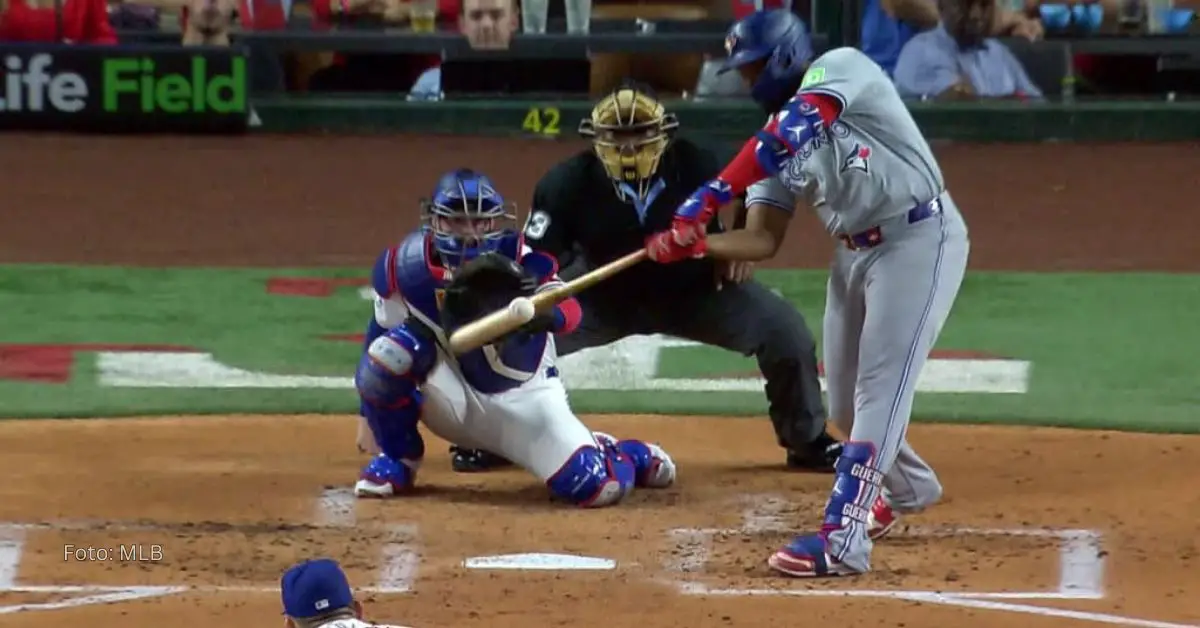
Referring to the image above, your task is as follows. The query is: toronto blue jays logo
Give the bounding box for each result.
[841,143,872,173]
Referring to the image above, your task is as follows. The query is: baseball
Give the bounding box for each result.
[508,297,536,323]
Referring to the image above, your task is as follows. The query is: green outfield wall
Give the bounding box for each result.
[255,97,1200,142]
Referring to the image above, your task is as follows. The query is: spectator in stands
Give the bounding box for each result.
[461,0,516,49]
[406,0,518,100]
[181,0,236,45]
[307,0,459,92]
[862,0,1041,75]
[0,0,116,42]
[893,0,1043,100]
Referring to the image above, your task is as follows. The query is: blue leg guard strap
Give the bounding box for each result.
[614,439,656,487]
[546,445,636,508]
[821,441,884,556]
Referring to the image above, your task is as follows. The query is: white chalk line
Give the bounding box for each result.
[378,524,420,593]
[0,587,185,615]
[0,524,25,590]
[314,487,420,592]
[315,487,357,528]
[896,592,1199,628]
[662,495,1197,628]
[2,584,415,594]
[0,503,423,614]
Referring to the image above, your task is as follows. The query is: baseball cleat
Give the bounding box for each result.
[867,496,898,540]
[786,431,844,473]
[354,453,414,498]
[449,446,513,473]
[767,534,863,578]
[642,443,677,488]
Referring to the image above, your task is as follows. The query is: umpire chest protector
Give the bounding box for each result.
[556,139,725,297]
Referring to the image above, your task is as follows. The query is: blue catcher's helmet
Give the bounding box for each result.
[421,168,517,268]
[718,10,814,111]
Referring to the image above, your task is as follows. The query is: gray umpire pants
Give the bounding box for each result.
[555,281,828,450]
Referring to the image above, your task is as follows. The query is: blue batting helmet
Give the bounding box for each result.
[421,168,517,268]
[718,10,814,110]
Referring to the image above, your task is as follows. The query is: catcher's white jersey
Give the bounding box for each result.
[747,47,945,235]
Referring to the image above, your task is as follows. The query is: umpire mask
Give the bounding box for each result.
[579,84,679,202]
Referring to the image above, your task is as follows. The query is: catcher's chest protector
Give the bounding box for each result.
[384,230,547,395]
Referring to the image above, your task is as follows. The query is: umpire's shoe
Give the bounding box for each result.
[785,431,843,473]
[449,446,514,473]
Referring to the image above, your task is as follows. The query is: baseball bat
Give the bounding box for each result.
[447,249,648,355]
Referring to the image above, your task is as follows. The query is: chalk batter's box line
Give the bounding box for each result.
[661,525,1105,601]
[0,520,420,596]
[4,584,416,594]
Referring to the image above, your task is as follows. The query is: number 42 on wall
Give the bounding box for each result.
[522,106,561,137]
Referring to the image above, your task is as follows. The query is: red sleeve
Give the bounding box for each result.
[310,0,334,24]
[59,0,90,41]
[84,0,117,44]
[554,297,582,334]
[0,0,58,41]
[715,93,843,195]
[437,0,459,28]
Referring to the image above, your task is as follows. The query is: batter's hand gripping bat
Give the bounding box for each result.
[447,249,648,355]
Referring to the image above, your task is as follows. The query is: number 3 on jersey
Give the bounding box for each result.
[524,210,551,240]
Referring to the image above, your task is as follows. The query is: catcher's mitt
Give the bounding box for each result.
[441,253,551,339]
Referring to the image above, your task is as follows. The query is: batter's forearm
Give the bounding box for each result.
[705,230,780,261]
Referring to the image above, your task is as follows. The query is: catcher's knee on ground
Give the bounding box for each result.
[546,445,637,507]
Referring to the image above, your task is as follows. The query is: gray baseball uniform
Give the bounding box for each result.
[747,47,970,572]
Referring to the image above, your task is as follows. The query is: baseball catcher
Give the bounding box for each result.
[448,80,841,475]
[353,168,676,507]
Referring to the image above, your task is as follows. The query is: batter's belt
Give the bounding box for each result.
[837,195,945,251]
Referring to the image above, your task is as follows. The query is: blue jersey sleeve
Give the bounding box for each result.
[371,247,399,299]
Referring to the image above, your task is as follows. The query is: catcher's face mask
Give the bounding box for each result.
[422,168,517,269]
[579,85,679,203]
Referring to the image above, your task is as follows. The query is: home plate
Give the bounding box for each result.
[462,553,616,571]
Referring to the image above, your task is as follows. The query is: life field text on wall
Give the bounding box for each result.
[0,45,247,133]
[0,265,1197,432]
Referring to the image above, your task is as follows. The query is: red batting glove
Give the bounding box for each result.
[645,220,708,263]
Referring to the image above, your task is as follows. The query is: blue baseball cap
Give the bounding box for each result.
[280,558,354,618]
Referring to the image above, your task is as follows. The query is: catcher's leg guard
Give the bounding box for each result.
[353,324,436,498]
[593,432,676,488]
[546,444,637,507]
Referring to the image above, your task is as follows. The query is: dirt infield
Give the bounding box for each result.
[2,135,1199,627]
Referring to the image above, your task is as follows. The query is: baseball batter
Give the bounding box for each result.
[645,10,969,577]
[354,168,676,507]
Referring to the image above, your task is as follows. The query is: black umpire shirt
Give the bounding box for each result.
[523,137,727,301]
